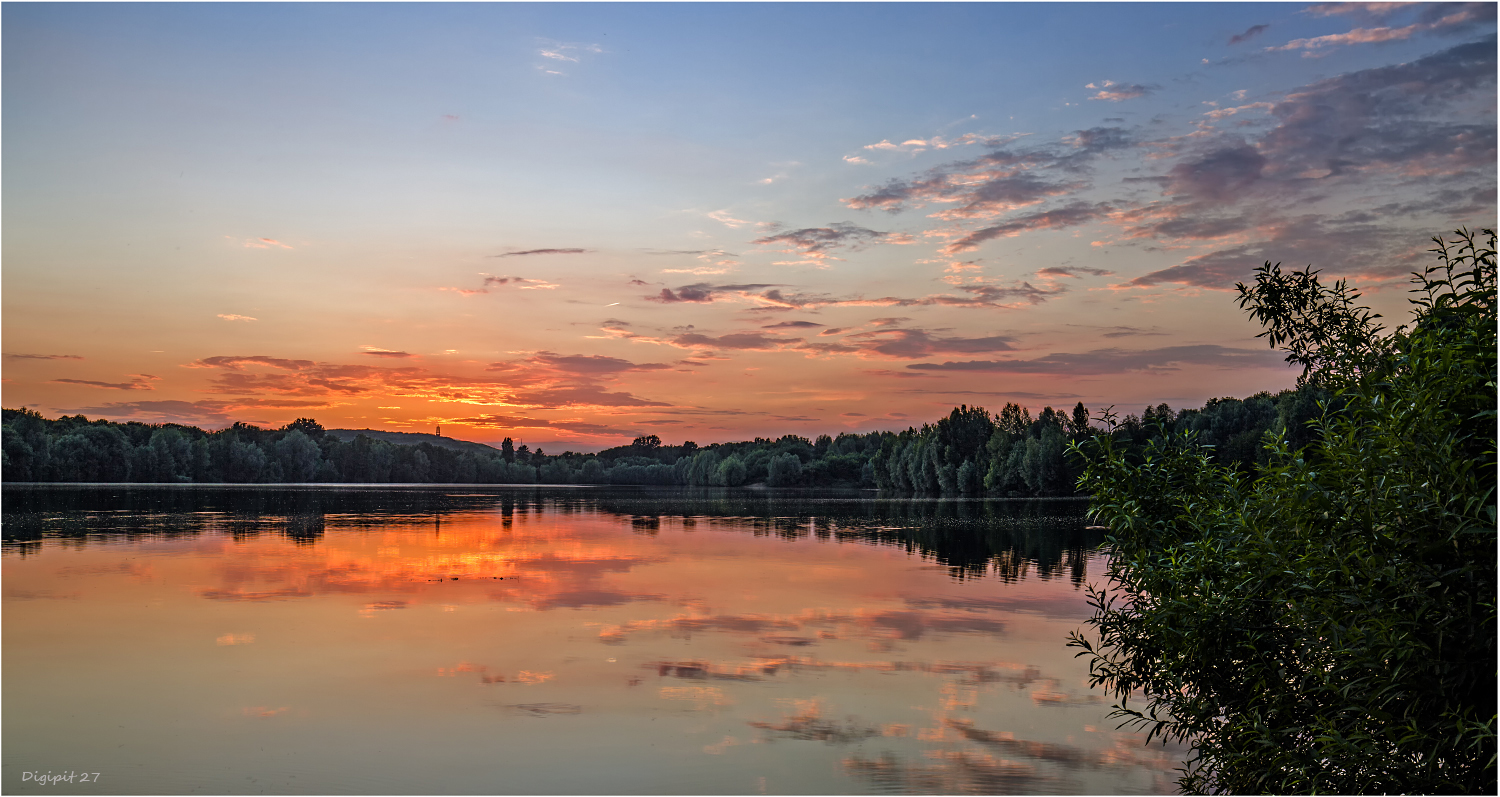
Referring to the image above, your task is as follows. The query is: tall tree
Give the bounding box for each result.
[1072,230,1497,794]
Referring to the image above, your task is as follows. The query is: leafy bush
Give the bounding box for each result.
[1071,230,1497,793]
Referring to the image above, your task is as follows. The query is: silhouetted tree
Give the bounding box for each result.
[284,417,325,439]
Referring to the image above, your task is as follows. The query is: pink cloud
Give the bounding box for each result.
[232,237,293,250]
[1202,102,1274,121]
[1085,80,1157,101]
[1272,3,1492,52]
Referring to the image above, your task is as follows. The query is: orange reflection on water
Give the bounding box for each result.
[4,492,1183,795]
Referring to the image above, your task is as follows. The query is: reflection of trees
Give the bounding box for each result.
[586,490,1101,584]
[3,487,1100,583]
[2,485,513,551]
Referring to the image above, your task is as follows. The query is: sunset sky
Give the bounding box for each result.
[4,2,1495,450]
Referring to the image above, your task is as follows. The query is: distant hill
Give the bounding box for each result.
[326,428,500,456]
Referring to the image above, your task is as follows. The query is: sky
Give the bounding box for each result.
[3,2,1495,451]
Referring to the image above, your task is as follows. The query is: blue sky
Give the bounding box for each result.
[4,2,1495,447]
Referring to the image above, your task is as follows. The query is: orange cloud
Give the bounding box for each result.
[184,351,674,411]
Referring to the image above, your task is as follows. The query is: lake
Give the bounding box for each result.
[2,485,1186,794]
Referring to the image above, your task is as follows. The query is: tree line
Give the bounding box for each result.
[3,384,1325,493]
[870,385,1329,496]
[0,413,894,488]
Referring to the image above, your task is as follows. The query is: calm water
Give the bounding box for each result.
[3,485,1185,795]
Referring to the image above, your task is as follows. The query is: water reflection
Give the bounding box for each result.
[3,485,1181,795]
[4,485,1100,585]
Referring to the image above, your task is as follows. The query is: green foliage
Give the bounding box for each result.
[766,452,804,487]
[1071,229,1497,794]
[682,449,721,486]
[1236,259,1387,388]
[873,402,1089,497]
[714,454,748,487]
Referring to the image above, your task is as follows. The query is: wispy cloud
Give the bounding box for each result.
[907,344,1287,376]
[218,314,258,322]
[230,236,292,250]
[483,276,561,288]
[848,173,1076,219]
[667,331,800,352]
[834,328,1019,360]
[444,275,562,296]
[641,277,1069,313]
[1302,3,1422,18]
[534,40,603,75]
[185,351,676,411]
[494,351,674,375]
[659,248,740,275]
[490,248,590,258]
[1085,80,1158,101]
[858,133,987,156]
[1272,2,1493,54]
[1083,324,1170,339]
[1117,212,1423,291]
[1036,266,1113,280]
[51,375,158,391]
[1229,24,1270,45]
[761,320,825,329]
[942,202,1111,254]
[361,347,415,359]
[1201,102,1274,121]
[188,355,316,371]
[708,210,753,228]
[842,127,1129,218]
[500,386,671,409]
[753,222,914,265]
[648,282,781,304]
[5,353,84,361]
